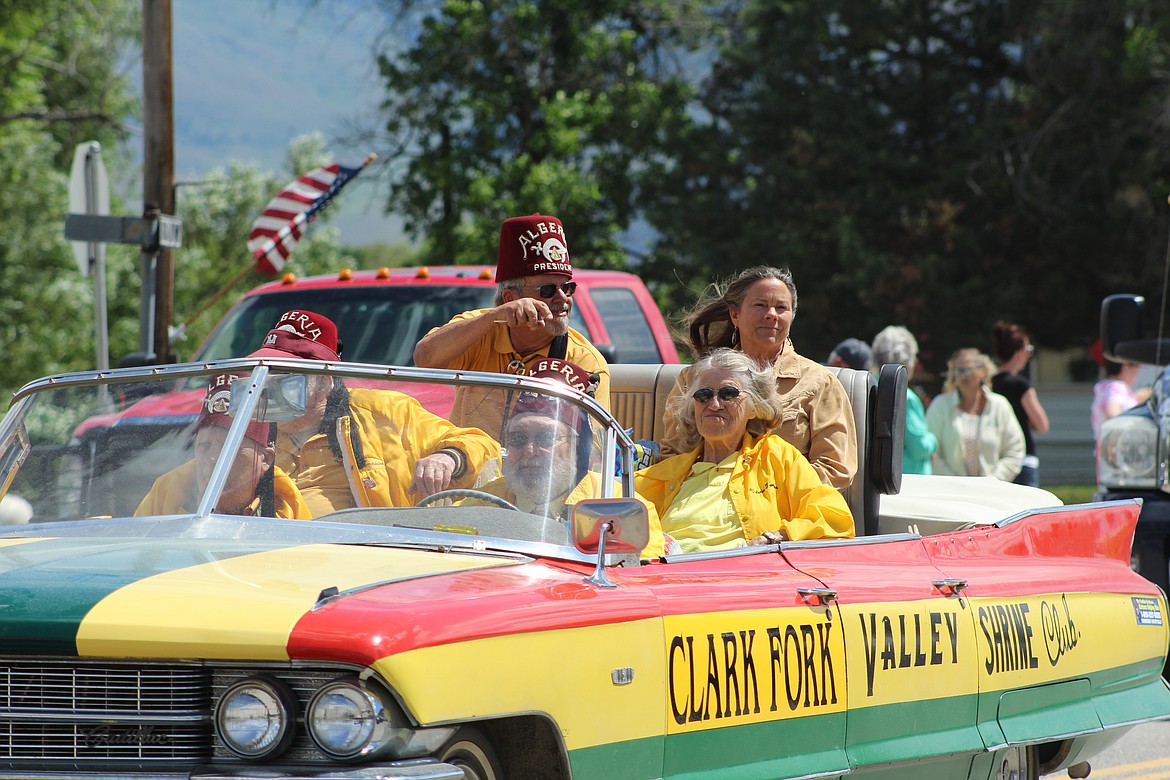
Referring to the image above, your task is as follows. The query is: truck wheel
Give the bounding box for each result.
[996,745,1038,780]
[440,726,503,780]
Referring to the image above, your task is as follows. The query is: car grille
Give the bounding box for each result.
[0,659,354,767]
[0,659,211,763]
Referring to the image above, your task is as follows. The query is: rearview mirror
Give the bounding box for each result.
[1101,294,1170,366]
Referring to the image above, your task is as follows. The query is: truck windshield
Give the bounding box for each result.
[194,285,591,366]
[196,286,497,365]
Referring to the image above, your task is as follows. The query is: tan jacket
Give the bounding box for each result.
[660,341,857,489]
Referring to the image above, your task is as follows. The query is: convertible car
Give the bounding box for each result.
[0,358,1166,780]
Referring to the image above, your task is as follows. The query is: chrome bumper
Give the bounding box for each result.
[0,762,465,780]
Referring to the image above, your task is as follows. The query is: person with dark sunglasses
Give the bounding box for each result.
[636,349,853,554]
[413,213,611,437]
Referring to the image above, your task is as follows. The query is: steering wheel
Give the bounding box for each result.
[415,489,519,511]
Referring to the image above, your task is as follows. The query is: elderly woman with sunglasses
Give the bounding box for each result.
[659,267,856,490]
[925,348,1025,481]
[635,349,853,554]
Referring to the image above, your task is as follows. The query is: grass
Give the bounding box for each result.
[1044,484,1097,505]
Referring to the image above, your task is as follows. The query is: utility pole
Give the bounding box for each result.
[142,0,175,364]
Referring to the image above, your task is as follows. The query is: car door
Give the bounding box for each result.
[781,535,983,779]
[623,547,850,779]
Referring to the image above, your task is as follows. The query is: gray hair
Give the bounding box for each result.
[871,325,918,370]
[495,278,526,306]
[665,348,781,451]
[943,348,996,393]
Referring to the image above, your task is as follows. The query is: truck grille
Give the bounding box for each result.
[0,659,211,764]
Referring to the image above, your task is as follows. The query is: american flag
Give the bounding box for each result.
[248,159,369,276]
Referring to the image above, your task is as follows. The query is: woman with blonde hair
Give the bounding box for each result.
[660,266,856,489]
[925,348,1025,481]
[636,349,853,554]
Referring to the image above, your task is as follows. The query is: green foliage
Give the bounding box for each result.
[0,0,139,404]
[373,0,702,269]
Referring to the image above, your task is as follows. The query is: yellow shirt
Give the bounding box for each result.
[424,308,611,436]
[275,432,357,516]
[658,455,746,554]
[134,460,310,519]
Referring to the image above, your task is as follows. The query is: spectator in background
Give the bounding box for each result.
[871,326,936,475]
[990,321,1049,487]
[827,338,873,371]
[926,348,1025,481]
[1092,358,1150,441]
[661,266,856,489]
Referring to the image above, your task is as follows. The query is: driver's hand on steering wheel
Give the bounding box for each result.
[409,452,458,497]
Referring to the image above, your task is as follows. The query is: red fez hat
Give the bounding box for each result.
[249,309,341,361]
[196,372,271,445]
[512,359,598,431]
[496,214,572,283]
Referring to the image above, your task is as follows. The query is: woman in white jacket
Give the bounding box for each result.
[925,348,1025,481]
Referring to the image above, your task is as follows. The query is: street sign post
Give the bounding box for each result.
[67,142,110,372]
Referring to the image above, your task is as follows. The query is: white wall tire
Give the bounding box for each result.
[440,726,503,780]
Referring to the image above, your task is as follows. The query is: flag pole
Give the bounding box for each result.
[173,153,378,343]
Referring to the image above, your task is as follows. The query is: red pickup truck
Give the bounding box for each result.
[194,265,679,366]
[76,265,678,444]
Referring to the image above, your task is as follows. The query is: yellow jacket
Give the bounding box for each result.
[661,342,857,489]
[336,388,501,508]
[635,433,854,543]
[472,472,666,558]
[134,460,310,519]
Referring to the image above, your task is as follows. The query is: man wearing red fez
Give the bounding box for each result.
[246,310,500,515]
[413,213,611,436]
[135,372,311,519]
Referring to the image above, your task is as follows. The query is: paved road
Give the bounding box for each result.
[1064,720,1170,778]
[1034,381,1096,486]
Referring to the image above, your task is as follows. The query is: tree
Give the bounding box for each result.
[367,0,702,269]
[0,0,139,403]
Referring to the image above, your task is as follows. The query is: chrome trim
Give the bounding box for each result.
[0,763,466,780]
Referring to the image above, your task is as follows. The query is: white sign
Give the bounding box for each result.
[67,142,110,275]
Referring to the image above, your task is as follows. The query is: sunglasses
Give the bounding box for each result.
[505,429,576,449]
[954,365,976,375]
[522,281,577,299]
[692,386,742,403]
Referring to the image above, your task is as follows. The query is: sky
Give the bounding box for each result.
[169,0,405,246]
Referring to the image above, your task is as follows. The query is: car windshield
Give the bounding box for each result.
[194,286,589,366]
[0,361,631,555]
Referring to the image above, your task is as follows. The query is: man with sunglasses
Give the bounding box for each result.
[413,213,611,435]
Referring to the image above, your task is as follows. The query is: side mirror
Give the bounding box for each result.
[1101,294,1170,365]
[572,498,648,588]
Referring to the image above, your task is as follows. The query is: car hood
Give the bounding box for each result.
[0,533,520,660]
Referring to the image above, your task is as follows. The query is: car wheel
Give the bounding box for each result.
[996,745,1038,780]
[440,726,504,780]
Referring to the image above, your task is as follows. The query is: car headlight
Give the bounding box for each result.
[307,679,394,759]
[215,677,297,760]
[1097,413,1158,488]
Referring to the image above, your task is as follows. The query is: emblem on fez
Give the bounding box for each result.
[206,390,231,415]
[541,238,567,264]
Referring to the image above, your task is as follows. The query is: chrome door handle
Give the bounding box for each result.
[797,586,838,606]
[932,578,968,596]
